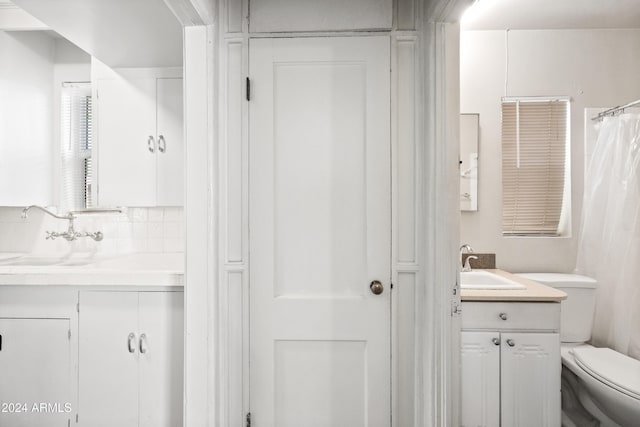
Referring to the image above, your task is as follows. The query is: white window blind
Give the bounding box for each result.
[502,98,569,236]
[61,82,93,210]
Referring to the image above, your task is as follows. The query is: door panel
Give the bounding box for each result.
[156,78,184,206]
[460,331,500,427]
[79,291,139,427]
[138,291,184,427]
[501,333,561,427]
[97,78,156,206]
[249,36,391,427]
[0,318,71,427]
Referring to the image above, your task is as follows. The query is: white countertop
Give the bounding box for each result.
[461,269,567,302]
[0,253,184,286]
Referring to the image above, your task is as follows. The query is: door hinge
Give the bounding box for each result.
[246,77,251,101]
[68,329,71,340]
[76,413,79,423]
[246,412,251,427]
[76,302,79,313]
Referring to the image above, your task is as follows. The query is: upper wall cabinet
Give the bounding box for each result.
[249,0,392,32]
[96,75,183,207]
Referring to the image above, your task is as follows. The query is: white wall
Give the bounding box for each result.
[0,30,54,206]
[460,29,640,272]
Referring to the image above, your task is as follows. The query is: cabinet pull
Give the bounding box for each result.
[127,333,136,353]
[147,136,156,153]
[139,333,148,354]
[158,135,166,153]
[492,337,500,346]
[506,339,515,347]
[0,334,2,351]
[499,313,508,321]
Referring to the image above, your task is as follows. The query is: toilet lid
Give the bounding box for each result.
[573,346,640,400]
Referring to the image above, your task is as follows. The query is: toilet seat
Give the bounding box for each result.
[572,346,640,401]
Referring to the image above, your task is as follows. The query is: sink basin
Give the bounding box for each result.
[460,270,526,290]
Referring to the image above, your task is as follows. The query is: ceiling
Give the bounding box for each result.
[461,0,640,31]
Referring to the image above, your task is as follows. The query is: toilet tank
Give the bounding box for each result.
[516,273,597,343]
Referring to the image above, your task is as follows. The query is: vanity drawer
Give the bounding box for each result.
[461,302,560,331]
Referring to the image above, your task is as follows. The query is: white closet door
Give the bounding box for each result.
[249,36,391,427]
[156,78,184,206]
[97,78,156,206]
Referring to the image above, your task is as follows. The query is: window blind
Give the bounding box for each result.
[61,82,93,210]
[502,98,569,236]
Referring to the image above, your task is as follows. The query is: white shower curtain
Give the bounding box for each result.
[576,113,640,360]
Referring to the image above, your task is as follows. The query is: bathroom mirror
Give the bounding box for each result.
[460,113,479,211]
[0,28,91,208]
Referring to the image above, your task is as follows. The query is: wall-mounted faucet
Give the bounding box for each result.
[21,205,104,242]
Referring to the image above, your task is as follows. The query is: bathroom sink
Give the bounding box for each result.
[460,270,526,290]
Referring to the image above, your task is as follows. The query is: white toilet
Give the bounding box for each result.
[517,273,640,427]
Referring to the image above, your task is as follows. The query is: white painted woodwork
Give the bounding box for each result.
[461,302,561,427]
[0,31,53,206]
[97,76,184,207]
[12,0,182,67]
[501,332,561,427]
[250,0,392,32]
[79,291,139,427]
[460,331,500,427]
[138,292,184,427]
[97,78,157,207]
[0,5,47,30]
[156,78,185,206]
[249,36,391,427]
[78,291,183,427]
[0,318,71,427]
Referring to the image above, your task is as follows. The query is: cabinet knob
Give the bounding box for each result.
[127,333,136,353]
[506,339,515,347]
[492,337,500,346]
[370,280,384,295]
[499,312,508,321]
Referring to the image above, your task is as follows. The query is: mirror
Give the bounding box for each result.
[460,113,479,211]
[0,28,90,208]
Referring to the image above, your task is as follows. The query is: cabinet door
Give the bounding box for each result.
[156,78,184,206]
[97,78,157,206]
[501,332,561,427]
[460,331,500,427]
[138,292,184,427]
[0,318,71,427]
[79,292,139,427]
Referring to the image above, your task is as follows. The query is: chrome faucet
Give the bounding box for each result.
[460,244,475,272]
[21,206,103,242]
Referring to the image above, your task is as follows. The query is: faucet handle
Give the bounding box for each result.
[45,231,57,240]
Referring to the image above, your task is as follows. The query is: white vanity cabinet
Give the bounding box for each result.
[97,76,183,207]
[78,290,183,427]
[461,302,561,427]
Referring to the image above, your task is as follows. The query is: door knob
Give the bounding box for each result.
[370,280,384,295]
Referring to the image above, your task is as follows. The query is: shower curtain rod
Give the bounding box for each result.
[591,99,640,121]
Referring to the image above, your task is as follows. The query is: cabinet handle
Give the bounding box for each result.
[148,136,156,153]
[492,337,500,346]
[506,338,515,347]
[127,333,136,353]
[499,313,508,320]
[139,333,148,354]
[158,135,166,153]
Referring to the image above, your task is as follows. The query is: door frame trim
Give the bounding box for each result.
[180,0,469,425]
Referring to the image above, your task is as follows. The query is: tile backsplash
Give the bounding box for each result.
[0,207,184,255]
